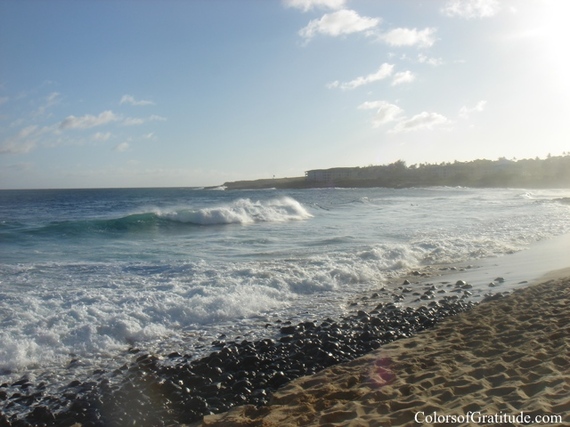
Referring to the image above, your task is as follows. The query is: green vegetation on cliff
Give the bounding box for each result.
[222,155,570,190]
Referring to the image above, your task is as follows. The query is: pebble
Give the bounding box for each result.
[0,296,477,427]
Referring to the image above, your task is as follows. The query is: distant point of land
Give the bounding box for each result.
[219,155,570,190]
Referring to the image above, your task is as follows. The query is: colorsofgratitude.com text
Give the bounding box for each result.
[414,411,563,425]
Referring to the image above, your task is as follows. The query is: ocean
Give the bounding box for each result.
[1,186,569,394]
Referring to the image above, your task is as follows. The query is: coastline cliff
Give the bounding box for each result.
[220,155,570,190]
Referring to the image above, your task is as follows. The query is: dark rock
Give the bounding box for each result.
[279,335,295,343]
[279,325,297,335]
[28,406,55,422]
[267,371,290,388]
[2,290,477,427]
[453,280,472,290]
[0,414,11,427]
[482,293,505,302]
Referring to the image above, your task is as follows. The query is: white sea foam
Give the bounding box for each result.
[1,187,569,383]
[159,197,313,225]
[0,243,419,375]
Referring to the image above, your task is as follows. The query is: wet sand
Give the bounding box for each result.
[200,271,570,426]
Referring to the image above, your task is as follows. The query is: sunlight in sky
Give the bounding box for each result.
[0,0,568,189]
[506,1,570,91]
[534,2,570,91]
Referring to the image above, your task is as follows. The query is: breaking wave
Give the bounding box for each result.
[159,196,312,225]
[11,197,313,238]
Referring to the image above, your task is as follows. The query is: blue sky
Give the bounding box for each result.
[1,0,569,189]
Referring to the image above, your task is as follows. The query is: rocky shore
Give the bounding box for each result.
[203,275,570,426]
[0,286,479,427]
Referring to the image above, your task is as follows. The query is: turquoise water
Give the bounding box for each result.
[1,186,569,383]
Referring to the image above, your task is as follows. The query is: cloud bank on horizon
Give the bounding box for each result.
[1,0,569,188]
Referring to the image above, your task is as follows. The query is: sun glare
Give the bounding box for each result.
[529,1,570,85]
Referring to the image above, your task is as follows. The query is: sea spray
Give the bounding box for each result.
[159,196,313,225]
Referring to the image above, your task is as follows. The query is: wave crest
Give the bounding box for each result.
[160,197,313,225]
[11,197,313,240]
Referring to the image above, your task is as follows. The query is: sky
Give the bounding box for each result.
[1,0,569,189]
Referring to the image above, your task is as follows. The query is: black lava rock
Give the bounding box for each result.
[1,297,476,427]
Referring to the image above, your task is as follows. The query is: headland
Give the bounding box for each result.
[219,155,570,190]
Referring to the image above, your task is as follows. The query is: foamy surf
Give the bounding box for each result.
[1,186,569,386]
[159,196,313,225]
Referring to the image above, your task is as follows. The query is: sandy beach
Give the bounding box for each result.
[201,271,570,426]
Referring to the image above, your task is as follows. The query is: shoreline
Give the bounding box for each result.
[1,285,477,426]
[201,271,570,426]
[414,232,570,294]
[1,235,569,426]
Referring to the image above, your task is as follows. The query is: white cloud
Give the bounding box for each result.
[358,101,404,127]
[114,142,129,152]
[329,63,394,90]
[284,0,345,11]
[0,125,40,154]
[46,91,60,106]
[122,115,166,126]
[35,92,61,116]
[459,100,487,118]
[123,117,145,126]
[380,27,437,48]
[57,109,164,131]
[442,0,500,19]
[59,110,119,130]
[390,111,449,133]
[120,95,155,106]
[299,9,380,40]
[44,92,61,108]
[92,132,112,142]
[391,70,416,86]
[357,102,450,133]
[417,53,444,66]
